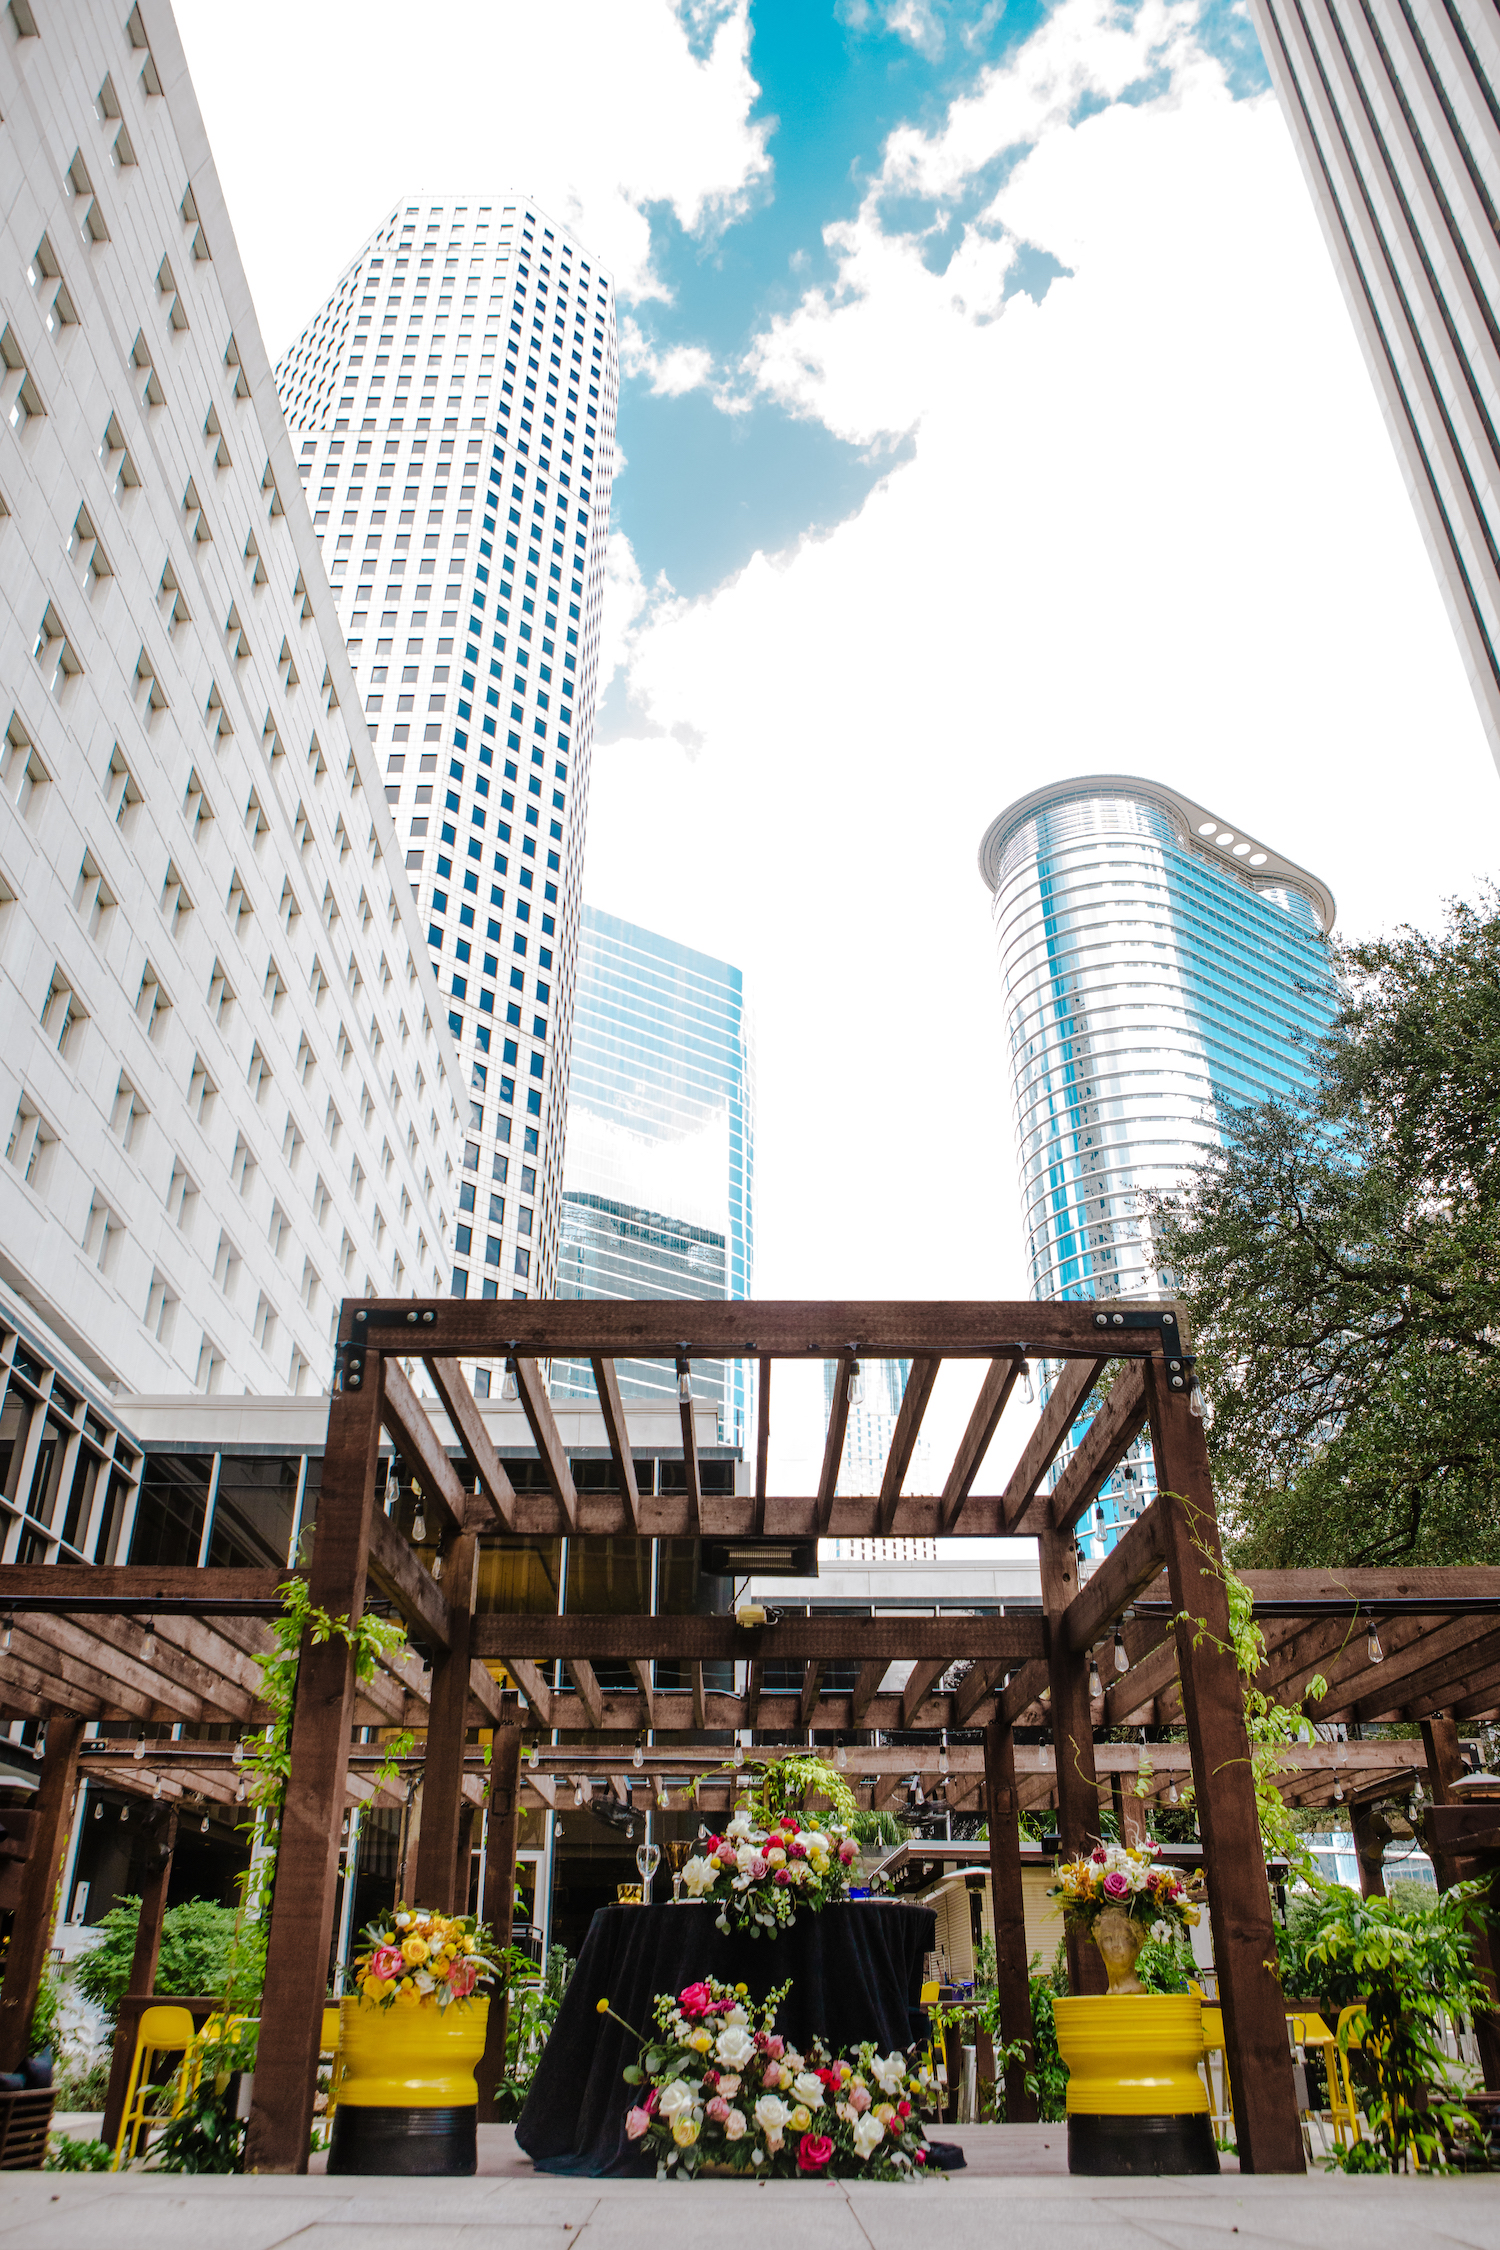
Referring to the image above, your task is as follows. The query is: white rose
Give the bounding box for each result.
[792,2071,825,2110]
[753,2094,788,2137]
[852,2112,886,2159]
[871,2053,906,2096]
[680,1856,718,1898]
[724,2004,748,2026]
[718,2073,742,2097]
[724,2107,747,2141]
[726,1813,753,1840]
[657,2081,695,2122]
[716,2025,756,2070]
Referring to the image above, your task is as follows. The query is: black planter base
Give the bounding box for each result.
[328,2102,478,2176]
[1068,2112,1220,2176]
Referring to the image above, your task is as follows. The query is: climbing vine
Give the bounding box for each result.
[689,1752,859,1830]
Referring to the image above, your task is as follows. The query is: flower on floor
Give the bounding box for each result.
[350,1903,496,2009]
[622,1974,935,2181]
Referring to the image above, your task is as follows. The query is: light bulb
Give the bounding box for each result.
[847,1361,864,1407]
[430,1549,443,1581]
[836,1745,847,1769]
[632,1744,644,1769]
[677,1368,693,1403]
[236,1779,246,1802]
[733,1743,744,1769]
[200,1816,210,1834]
[120,1804,130,1822]
[94,1803,103,1821]
[501,1363,518,1401]
[1334,1780,1344,1802]
[1114,1632,1129,1674]
[658,1784,670,1808]
[152,1777,163,1799]
[1412,1780,1424,1806]
[939,1744,950,1775]
[133,1734,146,1761]
[1,1617,11,1654]
[1188,1379,1204,1419]
[1018,1358,1034,1407]
[1089,1664,1103,1701]
[574,1783,585,1807]
[913,1784,925,1807]
[232,1741,244,1767]
[1367,1630,1384,1664]
[140,1625,155,1662]
[412,1507,427,1543]
[528,1744,540,1770]
[1168,1783,1179,1805]
[627,1823,635,1840]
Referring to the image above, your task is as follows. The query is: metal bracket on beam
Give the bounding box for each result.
[1087,1308,1192,1395]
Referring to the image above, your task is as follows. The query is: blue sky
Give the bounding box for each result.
[615,0,1270,596]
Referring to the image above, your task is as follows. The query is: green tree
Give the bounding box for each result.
[1152,893,1500,1567]
[74,1897,242,2021]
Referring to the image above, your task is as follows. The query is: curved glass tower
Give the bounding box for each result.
[978,776,1337,1549]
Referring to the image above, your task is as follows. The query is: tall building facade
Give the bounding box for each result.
[978,776,1337,1550]
[1246,0,1500,771]
[551,907,754,1444]
[274,199,619,1336]
[0,0,459,1432]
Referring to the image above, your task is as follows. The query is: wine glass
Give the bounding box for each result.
[664,1839,693,1904]
[635,1841,661,1902]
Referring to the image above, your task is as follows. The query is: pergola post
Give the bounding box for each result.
[1147,1361,1304,2173]
[100,1804,177,2149]
[982,1717,1036,2121]
[1111,1769,1147,1848]
[1039,1527,1105,1995]
[1422,1712,1500,2088]
[1349,1802,1386,1900]
[414,1532,478,1912]
[0,1713,83,2073]
[476,1722,522,2122]
[245,1338,383,2174]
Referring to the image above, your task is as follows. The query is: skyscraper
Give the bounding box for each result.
[0,0,458,1411]
[978,776,1337,1549]
[274,199,619,1336]
[1245,0,1500,771]
[551,908,754,1443]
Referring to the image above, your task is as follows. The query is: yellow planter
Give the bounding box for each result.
[328,1997,489,2176]
[1052,1994,1218,2177]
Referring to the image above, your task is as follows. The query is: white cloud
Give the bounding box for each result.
[620,317,718,397]
[587,0,1500,1338]
[172,0,771,345]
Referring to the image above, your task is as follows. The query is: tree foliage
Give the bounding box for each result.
[74,1896,243,2021]
[1152,893,1500,1567]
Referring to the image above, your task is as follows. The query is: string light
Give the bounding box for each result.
[574,1782,585,1807]
[93,1802,103,1821]
[528,1743,540,1770]
[139,1620,156,1662]
[732,1743,744,1769]
[632,1744,644,1769]
[1367,1630,1385,1664]
[677,1367,694,1403]
[430,1548,443,1581]
[411,1495,427,1542]
[232,1741,244,1767]
[1167,1783,1179,1805]
[236,1779,247,1803]
[836,1745,847,1770]
[1,1616,11,1654]
[1017,1357,1034,1407]
[1188,1377,1205,1419]
[847,1361,864,1408]
[133,1734,146,1761]
[1114,1632,1129,1674]
[1088,1662,1103,1701]
[501,1361,519,1403]
[1333,1780,1344,1803]
[200,1815,210,1834]
[119,1804,130,1823]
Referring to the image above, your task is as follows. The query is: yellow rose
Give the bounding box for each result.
[672,2115,699,2147]
[874,2103,896,2124]
[789,2105,811,2132]
[402,1936,430,1965]
[393,1982,421,2007]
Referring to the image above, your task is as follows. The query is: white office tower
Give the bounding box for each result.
[0,1,462,1408]
[1245,0,1500,771]
[274,200,619,1322]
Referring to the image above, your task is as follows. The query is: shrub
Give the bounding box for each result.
[74,1897,242,2021]
[44,2133,113,2171]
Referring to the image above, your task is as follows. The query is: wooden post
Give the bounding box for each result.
[100,1805,177,2149]
[245,1333,383,2174]
[982,1717,1036,2121]
[1349,1803,1386,1900]
[476,1723,522,2122]
[1112,1769,1148,1848]
[1039,1527,1105,1995]
[1422,1713,1500,2089]
[0,1714,83,2073]
[414,1533,478,1912]
[1147,1361,1304,2174]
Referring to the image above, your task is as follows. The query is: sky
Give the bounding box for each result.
[175,0,1500,1485]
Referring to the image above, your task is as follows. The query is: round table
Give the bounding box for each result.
[516,1899,936,2175]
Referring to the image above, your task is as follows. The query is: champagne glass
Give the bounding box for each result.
[635,1841,661,1902]
[665,1839,692,1904]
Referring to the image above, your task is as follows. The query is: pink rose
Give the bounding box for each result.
[798,2133,833,2172]
[1091,1847,1107,1865]
[849,2085,871,2113]
[914,2147,927,2166]
[706,2095,730,2123]
[1101,1871,1131,1900]
[625,2106,653,2140]
[764,2036,785,2059]
[749,1854,768,1880]
[370,1945,405,1980]
[762,2063,782,2087]
[718,1845,737,1868]
[678,1982,714,2019]
[787,1836,808,1860]
[448,1956,479,1999]
[838,1839,856,1865]
[773,1866,792,1886]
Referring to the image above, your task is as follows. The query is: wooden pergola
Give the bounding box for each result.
[0,1295,1497,2179]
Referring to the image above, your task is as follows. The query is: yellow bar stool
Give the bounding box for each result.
[1330,2003,1369,2154]
[1190,1983,1233,2140]
[112,2005,199,2169]
[320,2004,345,2123]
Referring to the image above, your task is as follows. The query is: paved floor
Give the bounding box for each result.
[13,2124,1500,2249]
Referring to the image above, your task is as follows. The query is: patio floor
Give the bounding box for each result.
[12,2125,1500,2250]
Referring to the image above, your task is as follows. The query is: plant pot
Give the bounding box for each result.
[328,1996,489,2177]
[1053,1994,1218,2177]
[1092,1905,1149,1995]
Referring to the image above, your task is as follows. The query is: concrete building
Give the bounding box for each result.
[550,908,754,1444]
[1246,0,1500,770]
[274,200,619,1333]
[0,0,461,1442]
[978,776,1337,1554]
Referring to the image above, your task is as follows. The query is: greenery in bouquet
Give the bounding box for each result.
[609,1976,936,2180]
[350,1903,496,2008]
[1049,1841,1202,1938]
[678,1773,860,1937]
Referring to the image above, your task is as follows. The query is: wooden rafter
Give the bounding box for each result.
[877,1356,940,1534]
[511,1355,578,1531]
[591,1356,642,1531]
[425,1355,520,1533]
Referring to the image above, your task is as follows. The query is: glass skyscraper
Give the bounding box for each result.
[552,910,754,1443]
[978,776,1337,1551]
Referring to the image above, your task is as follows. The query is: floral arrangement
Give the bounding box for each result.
[678,1805,858,1937]
[606,1976,935,2180]
[351,1903,496,2008]
[1049,1841,1202,1938]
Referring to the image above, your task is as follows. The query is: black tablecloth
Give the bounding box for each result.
[515,1900,936,2176]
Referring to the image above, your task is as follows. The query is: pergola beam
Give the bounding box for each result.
[877,1356,939,1533]
[938,1357,1019,1533]
[380,1354,468,1542]
[816,1353,854,1534]
[425,1354,520,1533]
[512,1354,579,1530]
[1047,1360,1149,1537]
[591,1356,643,1531]
[1000,1356,1107,1531]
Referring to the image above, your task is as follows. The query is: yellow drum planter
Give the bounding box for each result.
[1052,1994,1218,2176]
[328,1995,490,2176]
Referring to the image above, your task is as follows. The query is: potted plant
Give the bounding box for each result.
[329,1905,497,2177]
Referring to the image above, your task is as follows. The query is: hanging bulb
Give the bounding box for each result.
[1168,1783,1179,1805]
[574,1782,585,1807]
[1367,1629,1385,1664]
[1,1616,11,1654]
[385,1457,399,1507]
[626,1822,635,1841]
[939,1743,950,1776]
[232,1740,244,1768]
[528,1743,540,1771]
[412,1502,427,1543]
[847,1361,864,1407]
[139,1622,156,1662]
[152,1777,162,1800]
[836,1745,848,1770]
[677,1368,693,1403]
[501,1361,518,1402]
[430,1548,443,1581]
[632,1744,644,1769]
[120,1804,130,1822]
[1188,1378,1204,1419]
[1018,1358,1034,1407]
[658,1783,670,1809]
[236,1779,246,1802]
[1114,1631,1129,1674]
[133,1734,146,1761]
[94,1802,103,1821]
[733,1742,744,1769]
[1089,1662,1103,1701]
[1413,1778,1425,1806]
[200,1815,210,1834]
